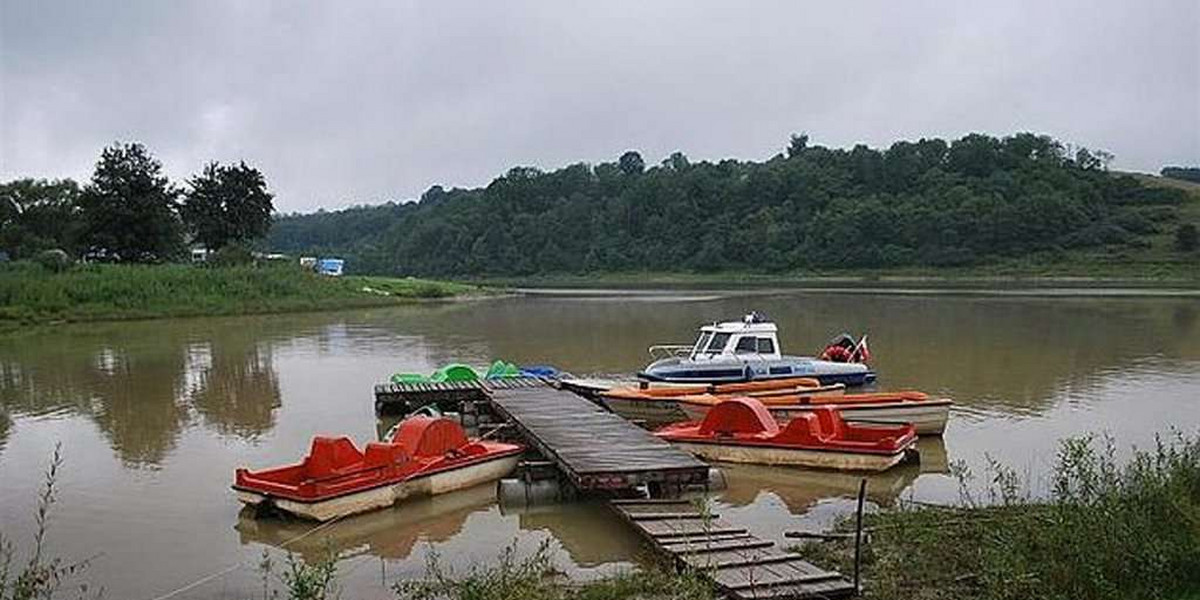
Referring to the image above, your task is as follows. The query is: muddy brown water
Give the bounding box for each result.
[1,289,1198,599]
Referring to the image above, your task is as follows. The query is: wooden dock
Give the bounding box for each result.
[611,499,856,599]
[373,377,547,413]
[487,387,709,492]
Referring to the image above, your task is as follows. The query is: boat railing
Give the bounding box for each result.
[648,344,693,360]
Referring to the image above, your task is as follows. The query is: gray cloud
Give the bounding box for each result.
[2,0,1197,212]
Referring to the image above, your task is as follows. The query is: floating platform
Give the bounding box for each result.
[373,377,548,413]
[487,387,709,492]
[611,498,856,599]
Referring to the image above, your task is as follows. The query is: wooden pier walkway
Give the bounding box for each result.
[487,387,709,491]
[373,376,547,413]
[611,499,856,599]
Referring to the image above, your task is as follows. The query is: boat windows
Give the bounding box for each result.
[734,336,758,354]
[692,331,713,355]
[705,333,731,355]
[757,337,776,354]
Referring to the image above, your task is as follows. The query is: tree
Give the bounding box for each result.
[77,143,183,262]
[1176,223,1198,252]
[181,161,275,251]
[0,178,82,258]
[618,151,644,176]
[787,133,809,158]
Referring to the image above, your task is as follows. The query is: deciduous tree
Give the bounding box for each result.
[78,143,183,262]
[181,161,275,251]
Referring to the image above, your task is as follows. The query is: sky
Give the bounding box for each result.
[2,1,1198,213]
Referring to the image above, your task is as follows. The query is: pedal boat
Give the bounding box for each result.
[655,397,917,472]
[599,377,843,425]
[676,390,952,435]
[639,313,875,386]
[233,416,523,521]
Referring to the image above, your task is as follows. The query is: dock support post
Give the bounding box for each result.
[853,477,867,594]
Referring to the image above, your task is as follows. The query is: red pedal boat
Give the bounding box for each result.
[654,397,917,472]
[233,416,523,521]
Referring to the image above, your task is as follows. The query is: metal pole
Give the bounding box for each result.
[853,477,867,594]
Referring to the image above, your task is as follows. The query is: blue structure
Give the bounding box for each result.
[317,258,344,276]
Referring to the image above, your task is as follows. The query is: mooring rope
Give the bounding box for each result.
[143,512,350,600]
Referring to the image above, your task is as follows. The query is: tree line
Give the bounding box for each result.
[269,132,1192,276]
[0,143,274,264]
[1161,166,1200,184]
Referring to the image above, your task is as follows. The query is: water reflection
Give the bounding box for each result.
[499,501,643,567]
[0,318,284,464]
[236,483,497,563]
[0,291,1197,600]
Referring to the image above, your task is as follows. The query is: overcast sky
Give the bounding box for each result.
[2,1,1198,213]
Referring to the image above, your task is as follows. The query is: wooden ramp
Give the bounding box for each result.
[487,387,709,491]
[611,499,856,600]
[373,377,547,413]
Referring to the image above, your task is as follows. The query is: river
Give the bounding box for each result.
[1,289,1198,599]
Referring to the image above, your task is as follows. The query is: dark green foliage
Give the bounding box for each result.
[77,143,184,263]
[0,178,82,259]
[258,550,338,600]
[797,434,1200,600]
[181,161,275,251]
[1177,223,1198,252]
[618,151,645,176]
[1162,166,1200,184]
[268,133,1186,276]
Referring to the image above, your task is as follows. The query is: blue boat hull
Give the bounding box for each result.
[637,357,876,387]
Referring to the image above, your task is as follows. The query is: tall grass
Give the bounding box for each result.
[0,262,479,331]
[797,433,1200,600]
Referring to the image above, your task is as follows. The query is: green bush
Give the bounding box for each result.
[210,244,255,267]
[33,250,71,273]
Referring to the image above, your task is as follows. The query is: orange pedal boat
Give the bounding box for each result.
[599,377,842,425]
[675,390,951,435]
[655,397,918,472]
[233,416,523,521]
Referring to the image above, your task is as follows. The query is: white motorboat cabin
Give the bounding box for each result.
[687,314,782,361]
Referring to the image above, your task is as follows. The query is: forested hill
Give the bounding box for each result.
[267,133,1193,276]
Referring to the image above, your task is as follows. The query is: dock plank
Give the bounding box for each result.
[487,388,707,490]
[610,501,855,600]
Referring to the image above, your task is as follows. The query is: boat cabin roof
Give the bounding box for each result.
[690,315,782,359]
[700,320,778,334]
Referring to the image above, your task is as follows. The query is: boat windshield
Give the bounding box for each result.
[691,331,713,356]
[703,333,731,356]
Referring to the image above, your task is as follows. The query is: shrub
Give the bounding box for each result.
[1177,223,1198,252]
[33,250,71,273]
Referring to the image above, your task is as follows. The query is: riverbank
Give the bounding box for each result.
[0,262,487,333]
[794,434,1200,600]
[473,258,1200,289]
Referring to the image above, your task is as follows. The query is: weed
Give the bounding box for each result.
[796,433,1200,600]
[0,443,97,600]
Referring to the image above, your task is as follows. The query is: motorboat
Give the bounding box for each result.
[638,313,875,386]
[233,416,523,521]
[654,397,917,472]
[675,390,952,435]
[598,377,843,425]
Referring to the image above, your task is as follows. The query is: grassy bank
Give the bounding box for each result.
[796,434,1200,600]
[0,262,484,332]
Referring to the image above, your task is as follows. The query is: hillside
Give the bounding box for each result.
[267,133,1197,278]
